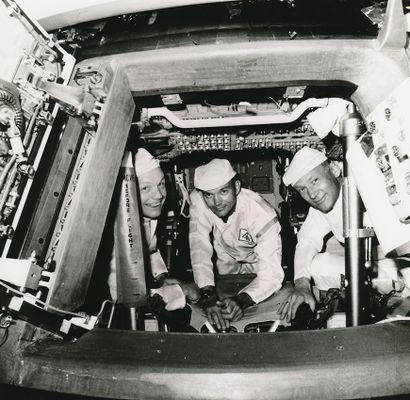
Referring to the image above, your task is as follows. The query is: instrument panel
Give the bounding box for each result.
[141,127,324,160]
[137,97,329,160]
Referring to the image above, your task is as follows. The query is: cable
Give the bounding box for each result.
[203,100,248,117]
[0,279,30,296]
[268,319,281,332]
[269,97,282,109]
[0,154,16,188]
[96,299,114,319]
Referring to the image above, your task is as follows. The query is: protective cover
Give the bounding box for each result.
[347,78,410,255]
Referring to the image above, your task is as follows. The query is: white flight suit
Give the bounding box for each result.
[143,218,169,279]
[189,188,284,304]
[295,191,344,289]
[295,192,410,294]
[108,218,168,301]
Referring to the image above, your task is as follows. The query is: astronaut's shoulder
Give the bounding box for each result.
[240,188,276,215]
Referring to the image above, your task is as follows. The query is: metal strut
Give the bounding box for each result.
[340,103,368,326]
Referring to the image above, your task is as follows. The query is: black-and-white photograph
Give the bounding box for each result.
[0,1,410,399]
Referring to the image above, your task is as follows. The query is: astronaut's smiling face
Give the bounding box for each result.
[293,162,341,213]
[138,167,167,219]
[201,179,241,219]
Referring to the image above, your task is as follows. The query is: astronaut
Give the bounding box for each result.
[107,148,168,300]
[278,146,410,322]
[134,148,170,285]
[108,148,198,311]
[189,158,284,330]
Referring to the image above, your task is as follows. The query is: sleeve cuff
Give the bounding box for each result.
[233,293,255,311]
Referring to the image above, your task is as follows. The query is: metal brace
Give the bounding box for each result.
[344,227,375,238]
[0,257,43,290]
[6,117,27,163]
[37,79,97,119]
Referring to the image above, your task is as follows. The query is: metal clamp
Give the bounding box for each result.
[343,227,375,238]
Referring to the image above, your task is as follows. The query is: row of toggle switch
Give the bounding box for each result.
[170,133,231,152]
[158,132,324,159]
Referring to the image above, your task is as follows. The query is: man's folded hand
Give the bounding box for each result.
[220,297,243,322]
[278,278,316,323]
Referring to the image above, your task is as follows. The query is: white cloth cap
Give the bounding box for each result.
[194,158,236,191]
[134,148,160,177]
[282,147,328,186]
[306,98,350,138]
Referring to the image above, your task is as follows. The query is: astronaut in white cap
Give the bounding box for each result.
[278,146,409,322]
[133,148,170,283]
[109,148,199,310]
[278,147,343,322]
[190,158,284,331]
[108,148,169,301]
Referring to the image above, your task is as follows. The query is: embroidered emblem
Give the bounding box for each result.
[238,228,254,245]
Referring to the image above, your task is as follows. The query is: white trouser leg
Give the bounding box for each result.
[372,258,410,296]
[310,252,345,291]
[311,252,410,296]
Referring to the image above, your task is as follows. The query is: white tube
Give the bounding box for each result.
[145,98,329,129]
